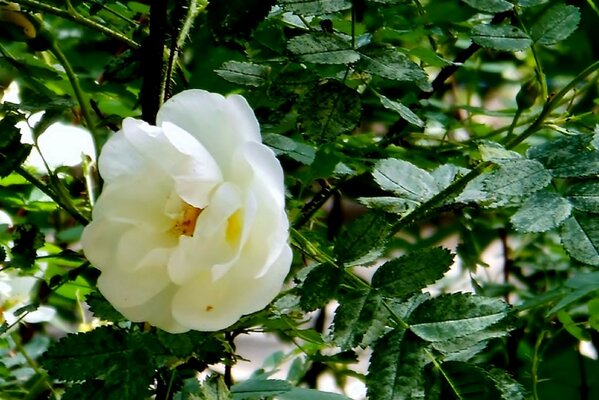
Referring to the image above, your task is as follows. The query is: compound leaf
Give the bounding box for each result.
[530,4,581,45]
[510,191,572,233]
[373,158,438,202]
[472,24,532,51]
[484,159,551,197]
[560,214,599,266]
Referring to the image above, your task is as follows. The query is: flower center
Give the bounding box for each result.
[172,203,203,237]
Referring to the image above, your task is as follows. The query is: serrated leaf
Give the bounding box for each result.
[478,141,521,162]
[201,375,231,400]
[378,94,424,127]
[279,0,351,15]
[299,263,342,311]
[471,24,532,51]
[263,134,315,165]
[366,330,429,400]
[278,388,352,400]
[484,159,551,196]
[332,289,389,349]
[488,368,527,400]
[157,330,225,362]
[409,294,509,342]
[530,4,581,45]
[372,248,454,298]
[527,133,599,177]
[358,196,419,216]
[0,114,32,177]
[359,47,431,91]
[86,292,126,323]
[230,379,292,399]
[566,181,599,213]
[334,211,395,266]
[431,164,469,191]
[431,322,511,362]
[287,33,360,64]
[510,191,572,233]
[297,81,361,142]
[560,215,599,266]
[214,61,269,87]
[441,361,503,400]
[373,158,439,202]
[463,0,513,13]
[10,223,45,269]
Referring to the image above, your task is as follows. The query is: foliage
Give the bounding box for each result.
[0,0,597,399]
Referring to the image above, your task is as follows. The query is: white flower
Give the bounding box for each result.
[81,90,292,333]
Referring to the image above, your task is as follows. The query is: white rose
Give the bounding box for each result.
[81,89,292,333]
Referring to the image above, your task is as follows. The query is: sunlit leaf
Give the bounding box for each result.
[373,158,439,202]
[510,191,572,233]
[471,24,532,51]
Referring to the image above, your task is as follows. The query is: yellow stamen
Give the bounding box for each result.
[172,204,203,236]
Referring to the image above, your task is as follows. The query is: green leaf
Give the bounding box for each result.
[378,94,424,127]
[358,196,420,216]
[263,134,315,165]
[359,48,431,91]
[0,114,32,177]
[510,191,572,233]
[334,211,395,266]
[200,375,231,400]
[560,215,599,266]
[409,293,509,342]
[488,368,527,400]
[371,248,454,298]
[463,0,513,13]
[547,272,599,315]
[471,24,532,52]
[557,310,590,341]
[373,158,439,202]
[279,0,352,15]
[331,289,389,349]
[441,361,504,400]
[527,133,599,178]
[366,330,429,400]
[10,223,45,269]
[86,292,127,323]
[61,381,107,400]
[206,0,276,41]
[230,379,292,399]
[287,33,360,64]
[530,4,581,45]
[297,81,361,142]
[299,263,342,311]
[214,61,270,87]
[278,388,352,400]
[484,159,551,196]
[157,330,225,362]
[566,181,599,213]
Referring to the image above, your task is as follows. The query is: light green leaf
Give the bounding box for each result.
[484,159,551,196]
[230,379,292,399]
[334,211,395,266]
[331,289,389,349]
[372,248,454,298]
[278,388,352,400]
[263,133,315,165]
[527,133,599,177]
[431,164,470,191]
[358,196,420,216]
[378,94,424,127]
[409,294,509,342]
[463,0,513,13]
[566,181,599,213]
[279,0,351,15]
[366,330,429,400]
[488,368,527,400]
[373,158,439,202]
[287,33,360,64]
[557,310,590,341]
[471,24,532,51]
[510,191,572,233]
[359,48,431,91]
[560,215,599,266]
[214,61,269,87]
[478,141,521,162]
[530,4,581,45]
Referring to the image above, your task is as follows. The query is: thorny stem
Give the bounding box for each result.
[10,0,139,49]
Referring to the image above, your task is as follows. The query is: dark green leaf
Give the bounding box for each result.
[230,379,292,399]
[200,375,231,400]
[297,81,361,142]
[366,330,429,400]
[471,24,532,51]
[441,361,503,400]
[488,368,527,400]
[86,292,127,323]
[484,159,551,196]
[372,248,454,298]
[378,94,424,127]
[332,289,389,349]
[10,223,45,269]
[409,293,509,342]
[560,215,599,266]
[215,61,270,87]
[278,388,352,400]
[510,191,572,233]
[207,0,276,41]
[334,211,395,266]
[566,181,599,213]
[299,263,342,311]
[530,4,581,45]
[287,33,359,64]
[527,133,599,178]
[157,330,225,361]
[0,114,32,177]
[463,0,513,13]
[279,0,351,15]
[359,47,431,91]
[373,158,439,202]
